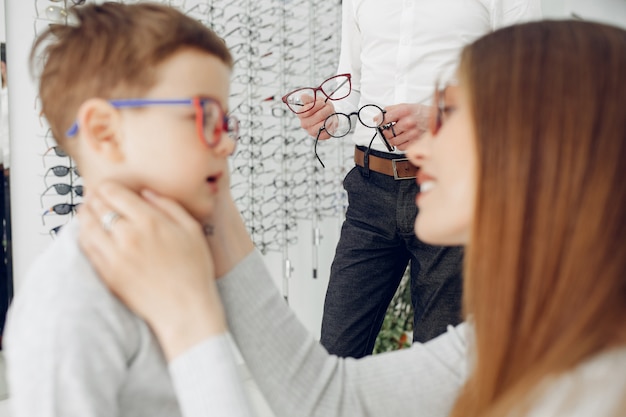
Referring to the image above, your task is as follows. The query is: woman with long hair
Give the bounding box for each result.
[77,20,626,417]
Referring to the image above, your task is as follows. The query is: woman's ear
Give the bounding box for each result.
[75,98,124,162]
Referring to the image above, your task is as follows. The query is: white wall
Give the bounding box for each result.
[566,0,626,28]
[542,0,626,27]
[0,1,5,42]
[542,0,567,17]
[5,1,44,295]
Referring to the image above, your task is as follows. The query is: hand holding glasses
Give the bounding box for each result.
[314,104,388,168]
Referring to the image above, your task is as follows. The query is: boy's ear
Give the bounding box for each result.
[75,98,124,162]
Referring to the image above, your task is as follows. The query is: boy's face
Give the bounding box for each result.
[116,48,233,223]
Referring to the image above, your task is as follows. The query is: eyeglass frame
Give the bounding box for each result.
[65,96,240,147]
[44,165,80,179]
[314,103,387,168]
[429,79,459,136]
[41,202,81,225]
[40,183,84,207]
[282,73,352,114]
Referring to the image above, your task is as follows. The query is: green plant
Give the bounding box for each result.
[373,269,413,354]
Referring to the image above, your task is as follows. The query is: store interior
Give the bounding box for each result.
[0,0,624,416]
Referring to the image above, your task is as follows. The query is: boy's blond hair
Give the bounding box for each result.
[32,2,233,155]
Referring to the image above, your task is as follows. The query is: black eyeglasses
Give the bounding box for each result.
[42,202,81,224]
[66,97,240,148]
[40,183,84,206]
[314,104,387,167]
[282,74,351,114]
[43,145,67,158]
[44,165,80,179]
[42,145,70,168]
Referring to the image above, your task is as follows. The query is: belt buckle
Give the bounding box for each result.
[392,158,416,180]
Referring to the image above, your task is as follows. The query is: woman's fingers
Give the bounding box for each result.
[77,200,119,283]
[90,182,168,227]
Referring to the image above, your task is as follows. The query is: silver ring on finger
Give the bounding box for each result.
[101,211,121,233]
[382,121,397,137]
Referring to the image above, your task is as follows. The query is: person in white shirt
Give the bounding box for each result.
[78,20,626,417]
[285,0,542,357]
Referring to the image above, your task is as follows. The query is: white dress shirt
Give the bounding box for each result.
[334,0,542,152]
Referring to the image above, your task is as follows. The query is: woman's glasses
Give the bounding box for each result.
[282,74,351,114]
[429,81,458,136]
[314,104,387,167]
[66,96,240,147]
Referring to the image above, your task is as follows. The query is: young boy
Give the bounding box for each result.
[3,3,252,416]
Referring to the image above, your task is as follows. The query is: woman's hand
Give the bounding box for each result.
[78,182,227,360]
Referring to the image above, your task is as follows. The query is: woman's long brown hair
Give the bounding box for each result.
[450,21,626,416]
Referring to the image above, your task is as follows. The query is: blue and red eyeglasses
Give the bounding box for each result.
[66,96,240,147]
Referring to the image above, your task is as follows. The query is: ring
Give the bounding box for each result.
[101,211,121,233]
[382,122,398,137]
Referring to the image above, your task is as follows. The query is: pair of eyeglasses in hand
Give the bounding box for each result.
[314,104,389,168]
[281,74,351,114]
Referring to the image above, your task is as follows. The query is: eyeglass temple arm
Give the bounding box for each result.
[324,78,350,103]
[314,127,326,168]
[66,99,195,137]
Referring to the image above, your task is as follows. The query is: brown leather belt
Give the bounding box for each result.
[354,147,418,180]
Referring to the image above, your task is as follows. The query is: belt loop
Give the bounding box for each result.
[362,147,371,177]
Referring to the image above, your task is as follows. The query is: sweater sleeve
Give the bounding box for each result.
[216,250,469,417]
[169,334,256,417]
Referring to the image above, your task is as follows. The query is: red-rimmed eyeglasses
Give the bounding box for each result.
[282,73,352,114]
[66,96,240,147]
